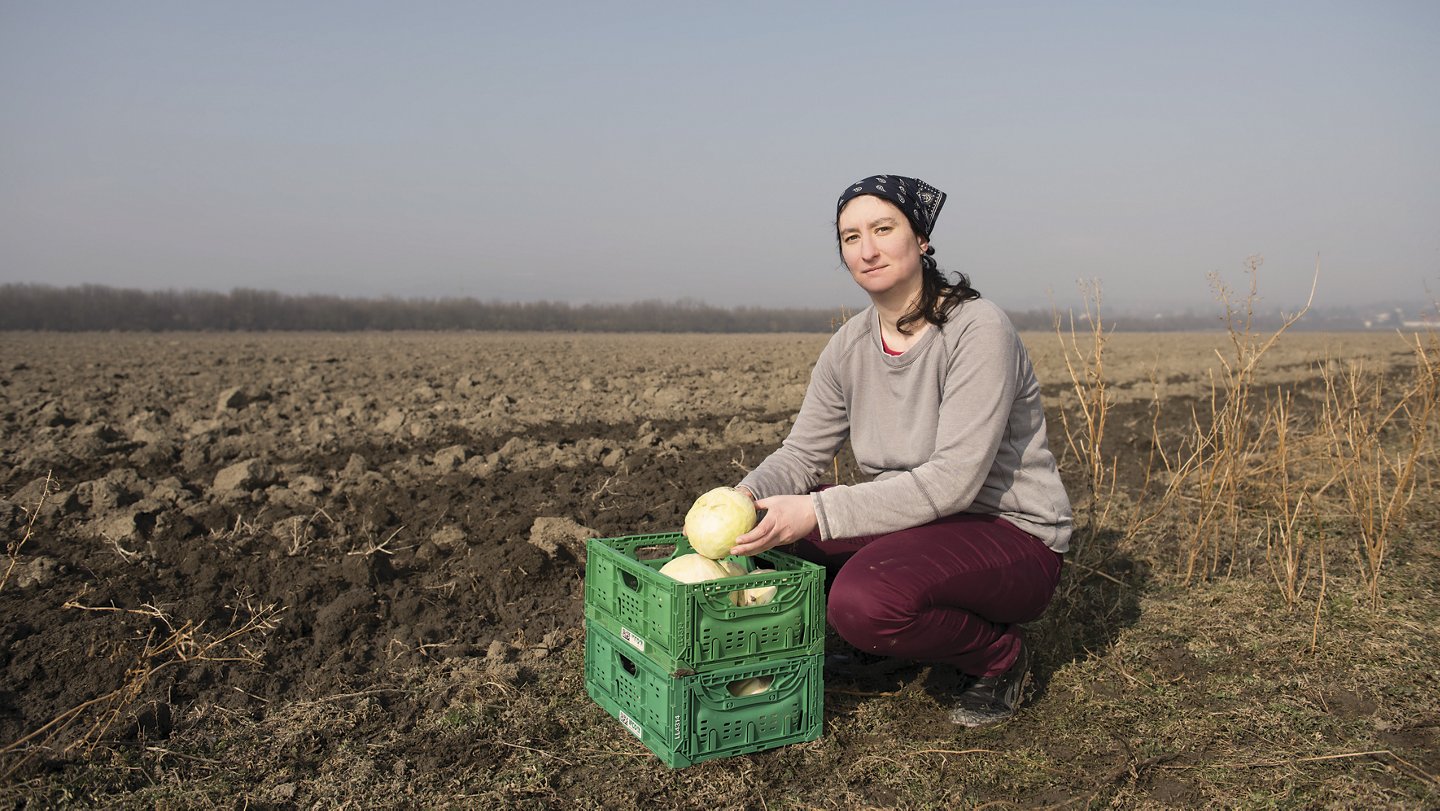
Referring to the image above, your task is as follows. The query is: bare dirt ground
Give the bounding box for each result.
[1,330,1435,808]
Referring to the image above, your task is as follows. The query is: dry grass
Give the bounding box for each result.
[1156,257,1316,582]
[1319,334,1439,609]
[0,593,285,781]
[36,587,1431,809]
[1053,278,1119,544]
[1259,390,1311,609]
[1052,258,1437,642]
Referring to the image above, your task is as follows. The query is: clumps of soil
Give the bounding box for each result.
[4,331,1436,808]
[528,516,598,563]
[0,333,790,786]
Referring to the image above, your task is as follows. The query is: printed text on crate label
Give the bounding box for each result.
[620,627,645,652]
[618,710,643,740]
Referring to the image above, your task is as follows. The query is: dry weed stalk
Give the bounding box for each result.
[1311,530,1328,654]
[103,533,142,563]
[0,594,285,778]
[209,512,260,544]
[348,524,408,557]
[1260,392,1313,610]
[1053,279,1120,544]
[1130,364,1175,531]
[2,471,54,593]
[1319,335,1438,610]
[1154,256,1316,582]
[283,507,336,556]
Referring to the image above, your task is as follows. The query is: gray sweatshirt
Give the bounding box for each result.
[739,298,1073,553]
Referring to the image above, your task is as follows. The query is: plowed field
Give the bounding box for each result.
[2,330,1435,808]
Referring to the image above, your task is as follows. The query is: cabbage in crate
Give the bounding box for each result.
[719,560,778,607]
[660,554,777,608]
[657,553,729,583]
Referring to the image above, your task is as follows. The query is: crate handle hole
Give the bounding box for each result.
[621,571,639,591]
[619,653,637,677]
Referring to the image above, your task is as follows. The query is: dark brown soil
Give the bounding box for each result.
[1,331,1435,808]
[0,334,810,797]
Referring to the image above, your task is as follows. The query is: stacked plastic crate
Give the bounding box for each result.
[583,532,826,768]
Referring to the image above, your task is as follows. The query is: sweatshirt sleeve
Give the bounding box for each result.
[811,306,1019,539]
[737,331,852,499]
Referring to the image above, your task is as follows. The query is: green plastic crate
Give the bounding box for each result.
[584,621,823,768]
[584,532,824,675]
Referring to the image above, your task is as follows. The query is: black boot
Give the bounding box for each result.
[948,640,1030,727]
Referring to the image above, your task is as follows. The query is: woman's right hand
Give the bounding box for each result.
[730,494,817,556]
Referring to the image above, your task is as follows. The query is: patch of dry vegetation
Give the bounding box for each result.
[0,593,284,783]
[1034,261,1439,805]
[1057,259,1436,613]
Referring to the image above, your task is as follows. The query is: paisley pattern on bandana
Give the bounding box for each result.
[837,174,947,238]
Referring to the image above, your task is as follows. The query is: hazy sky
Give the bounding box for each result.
[2,1,1437,313]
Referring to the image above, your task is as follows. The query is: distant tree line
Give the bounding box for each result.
[0,284,851,332]
[0,284,1374,332]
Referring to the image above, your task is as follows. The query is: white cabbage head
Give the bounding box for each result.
[726,675,774,697]
[684,487,757,559]
[718,561,779,607]
[734,568,778,607]
[657,553,729,584]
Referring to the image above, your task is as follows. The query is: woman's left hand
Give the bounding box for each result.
[730,495,818,556]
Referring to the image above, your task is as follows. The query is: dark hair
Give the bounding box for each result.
[896,248,981,335]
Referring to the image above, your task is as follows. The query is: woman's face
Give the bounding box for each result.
[837,195,929,301]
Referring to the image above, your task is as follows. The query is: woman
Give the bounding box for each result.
[728,174,1072,727]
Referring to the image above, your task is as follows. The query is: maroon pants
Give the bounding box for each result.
[791,512,1062,677]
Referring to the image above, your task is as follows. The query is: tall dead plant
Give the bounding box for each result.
[1259,391,1314,610]
[1151,256,1316,583]
[1319,334,1438,610]
[1053,279,1119,555]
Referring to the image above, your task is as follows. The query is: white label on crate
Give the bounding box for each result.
[619,626,645,653]
[618,710,643,740]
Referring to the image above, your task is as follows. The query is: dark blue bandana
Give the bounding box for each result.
[836,174,946,238]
